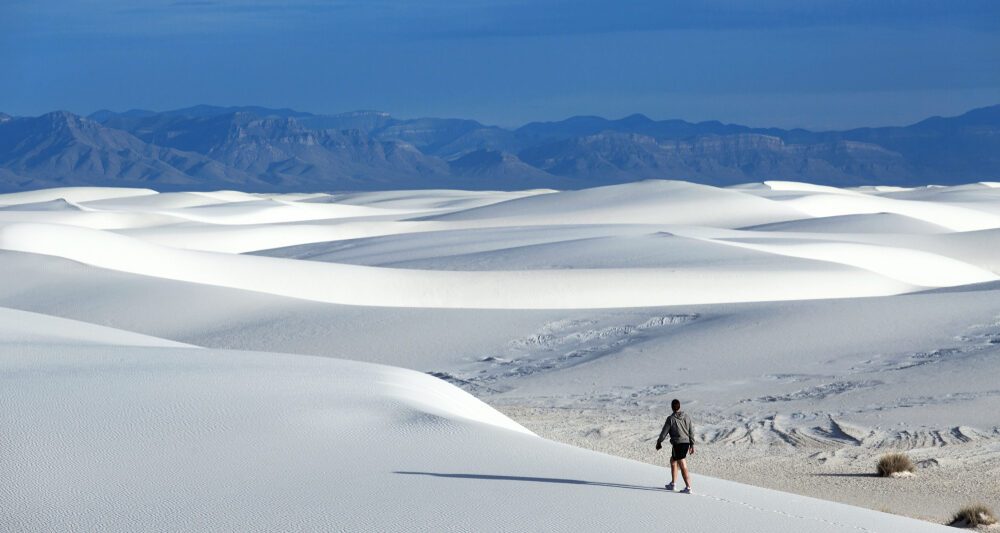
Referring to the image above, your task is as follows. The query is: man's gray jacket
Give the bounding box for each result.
[657,411,693,445]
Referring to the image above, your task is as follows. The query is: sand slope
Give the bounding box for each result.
[3,180,999,529]
[0,221,925,308]
[1,311,951,532]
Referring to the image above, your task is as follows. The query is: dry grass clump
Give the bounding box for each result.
[949,504,997,528]
[876,452,915,477]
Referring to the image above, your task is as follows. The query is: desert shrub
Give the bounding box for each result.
[950,504,997,527]
[876,452,914,477]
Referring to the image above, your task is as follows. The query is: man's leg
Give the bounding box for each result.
[678,458,691,488]
[670,458,679,484]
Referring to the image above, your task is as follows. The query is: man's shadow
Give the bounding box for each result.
[811,473,879,478]
[394,471,668,492]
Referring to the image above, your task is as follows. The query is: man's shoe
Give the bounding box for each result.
[679,487,692,494]
[664,482,675,491]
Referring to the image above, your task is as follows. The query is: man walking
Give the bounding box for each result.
[656,398,694,493]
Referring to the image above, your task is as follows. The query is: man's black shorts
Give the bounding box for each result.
[671,443,690,461]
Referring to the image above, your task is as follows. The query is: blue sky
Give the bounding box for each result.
[1,0,998,129]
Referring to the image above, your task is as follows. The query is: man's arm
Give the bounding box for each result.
[687,416,695,453]
[655,418,670,450]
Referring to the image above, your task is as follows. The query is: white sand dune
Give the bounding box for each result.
[0,198,87,211]
[700,237,998,287]
[81,191,264,210]
[148,198,416,225]
[0,306,191,347]
[4,179,1000,529]
[0,209,189,229]
[742,212,952,234]
[421,180,811,228]
[5,247,998,434]
[883,228,1000,274]
[0,221,922,308]
[875,181,1000,200]
[324,188,555,209]
[732,181,1000,230]
[0,186,157,206]
[767,192,1000,231]
[762,180,871,195]
[252,225,806,269]
[115,221,433,253]
[2,312,952,532]
[2,179,996,309]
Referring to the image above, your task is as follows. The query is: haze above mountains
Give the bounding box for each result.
[1,104,998,192]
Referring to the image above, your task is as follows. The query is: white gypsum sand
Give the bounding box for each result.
[2,309,953,532]
[2,179,999,529]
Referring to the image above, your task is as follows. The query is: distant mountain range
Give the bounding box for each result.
[1,104,998,192]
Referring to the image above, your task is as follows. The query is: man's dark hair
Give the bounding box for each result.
[671,399,681,411]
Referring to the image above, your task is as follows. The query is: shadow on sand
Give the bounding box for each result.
[811,473,880,478]
[394,472,668,492]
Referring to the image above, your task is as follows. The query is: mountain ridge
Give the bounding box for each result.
[0,104,997,192]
